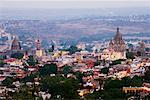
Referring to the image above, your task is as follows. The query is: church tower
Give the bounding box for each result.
[108,28,126,60]
[11,36,21,51]
[138,41,145,56]
[35,38,44,57]
[35,39,41,50]
[113,27,126,53]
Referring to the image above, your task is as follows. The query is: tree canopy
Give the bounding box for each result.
[11,52,24,59]
[39,63,58,76]
[2,77,14,87]
[27,55,38,66]
[62,66,72,75]
[40,75,79,99]
[126,52,135,60]
[101,67,109,75]
[0,60,5,67]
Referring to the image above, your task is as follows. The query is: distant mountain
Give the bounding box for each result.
[0,15,150,41]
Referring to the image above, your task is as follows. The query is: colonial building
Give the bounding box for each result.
[35,39,45,57]
[138,41,145,56]
[101,28,126,61]
[11,36,21,51]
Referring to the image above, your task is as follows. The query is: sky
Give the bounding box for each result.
[0,0,149,20]
[0,0,150,9]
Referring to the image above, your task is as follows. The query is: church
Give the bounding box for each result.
[101,28,126,61]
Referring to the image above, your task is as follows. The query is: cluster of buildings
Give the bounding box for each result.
[0,27,150,99]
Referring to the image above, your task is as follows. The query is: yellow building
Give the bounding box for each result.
[36,49,43,57]
[101,28,126,61]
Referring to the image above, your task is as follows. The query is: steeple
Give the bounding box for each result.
[114,27,123,42]
[35,39,41,50]
[110,27,126,52]
[11,36,21,51]
[117,27,120,32]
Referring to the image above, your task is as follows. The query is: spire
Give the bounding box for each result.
[11,36,21,51]
[35,38,41,50]
[109,39,114,45]
[117,27,119,33]
[114,27,122,41]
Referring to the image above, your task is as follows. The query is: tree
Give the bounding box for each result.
[103,78,127,99]
[40,75,79,99]
[68,45,78,54]
[0,60,5,67]
[102,88,125,99]
[2,77,14,87]
[21,72,39,82]
[11,85,34,100]
[74,71,84,83]
[101,67,109,75]
[104,78,124,90]
[27,55,38,66]
[39,63,57,76]
[126,52,135,60]
[144,70,150,83]
[11,52,24,59]
[94,61,101,66]
[130,75,143,87]
[110,59,122,66]
[122,76,132,87]
[62,66,72,75]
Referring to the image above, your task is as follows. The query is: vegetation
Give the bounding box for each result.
[126,51,135,60]
[62,66,72,76]
[110,59,123,66]
[2,77,14,87]
[11,52,24,59]
[94,61,101,66]
[0,60,5,67]
[101,67,109,75]
[68,45,80,54]
[39,63,58,76]
[143,68,150,83]
[11,85,34,100]
[27,55,38,66]
[22,72,39,82]
[40,75,79,99]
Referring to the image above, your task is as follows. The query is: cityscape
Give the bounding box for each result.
[0,0,150,100]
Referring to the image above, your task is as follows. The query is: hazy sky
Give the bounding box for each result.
[0,0,150,9]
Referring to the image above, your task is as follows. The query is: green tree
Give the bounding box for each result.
[11,52,24,59]
[62,66,72,75]
[122,76,132,87]
[101,67,109,75]
[0,60,5,67]
[110,59,123,66]
[21,72,39,82]
[74,71,83,83]
[68,45,78,54]
[94,61,101,66]
[102,88,125,99]
[40,75,79,99]
[126,52,135,59]
[102,78,127,99]
[104,78,124,90]
[2,77,14,87]
[11,85,34,100]
[130,75,143,87]
[27,55,38,66]
[144,70,150,83]
[39,63,57,76]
